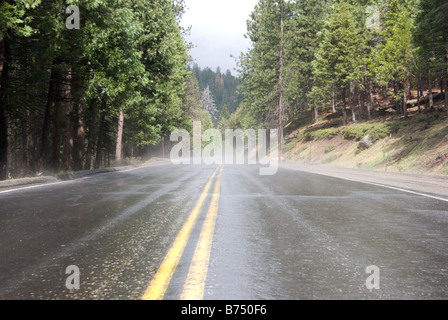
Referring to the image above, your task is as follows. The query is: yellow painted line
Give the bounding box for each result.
[142,166,221,300]
[180,166,223,300]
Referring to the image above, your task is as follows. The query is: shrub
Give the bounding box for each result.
[324,144,337,153]
[341,122,406,142]
[301,128,339,142]
[322,154,341,164]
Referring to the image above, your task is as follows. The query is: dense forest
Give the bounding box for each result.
[0,0,193,179]
[1,0,447,180]
[232,0,448,154]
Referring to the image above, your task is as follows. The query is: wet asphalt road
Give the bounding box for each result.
[0,163,447,300]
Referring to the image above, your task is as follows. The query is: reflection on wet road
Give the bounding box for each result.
[0,163,447,299]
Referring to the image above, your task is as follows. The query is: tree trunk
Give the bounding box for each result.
[393,81,402,114]
[367,80,373,120]
[73,99,85,171]
[349,82,356,122]
[446,51,448,114]
[0,37,9,180]
[20,109,28,176]
[27,107,37,174]
[39,64,57,171]
[403,78,409,118]
[445,77,448,113]
[417,76,422,114]
[115,109,124,163]
[428,74,434,110]
[62,69,73,171]
[278,1,285,155]
[425,76,431,126]
[342,87,347,126]
[314,106,319,124]
[0,101,6,180]
[332,89,337,114]
[383,86,388,100]
[444,68,448,112]
[94,102,106,170]
[85,99,97,170]
[359,87,364,121]
[51,79,62,171]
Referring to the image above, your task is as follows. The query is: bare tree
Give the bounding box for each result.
[200,85,218,121]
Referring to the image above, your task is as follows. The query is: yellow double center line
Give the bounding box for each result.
[142,165,223,300]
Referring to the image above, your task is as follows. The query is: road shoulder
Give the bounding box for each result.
[281,161,448,200]
[0,158,171,193]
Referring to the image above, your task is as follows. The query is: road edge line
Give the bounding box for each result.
[283,166,448,203]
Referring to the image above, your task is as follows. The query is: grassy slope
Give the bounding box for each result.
[283,94,448,176]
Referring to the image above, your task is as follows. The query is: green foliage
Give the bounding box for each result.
[284,0,329,111]
[282,139,298,153]
[0,0,41,38]
[1,0,190,177]
[371,0,415,89]
[341,122,406,141]
[312,1,363,92]
[302,128,339,142]
[414,0,448,74]
[179,74,202,134]
[237,0,286,128]
[217,105,230,131]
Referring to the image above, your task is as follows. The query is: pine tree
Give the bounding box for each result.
[237,0,288,135]
[284,0,329,122]
[372,0,415,117]
[311,1,363,125]
[179,74,202,133]
[414,0,448,112]
[217,104,230,131]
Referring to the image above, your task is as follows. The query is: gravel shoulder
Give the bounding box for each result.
[281,161,448,200]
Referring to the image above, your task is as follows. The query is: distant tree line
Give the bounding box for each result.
[189,64,242,117]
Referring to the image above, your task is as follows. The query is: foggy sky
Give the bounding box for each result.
[180,0,259,75]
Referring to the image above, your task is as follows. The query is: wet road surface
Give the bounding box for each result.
[0,163,447,299]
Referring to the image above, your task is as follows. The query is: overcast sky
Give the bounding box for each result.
[180,0,259,75]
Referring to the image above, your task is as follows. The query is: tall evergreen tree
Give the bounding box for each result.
[372,0,415,117]
[414,0,448,112]
[284,0,329,122]
[237,0,288,138]
[311,0,363,125]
